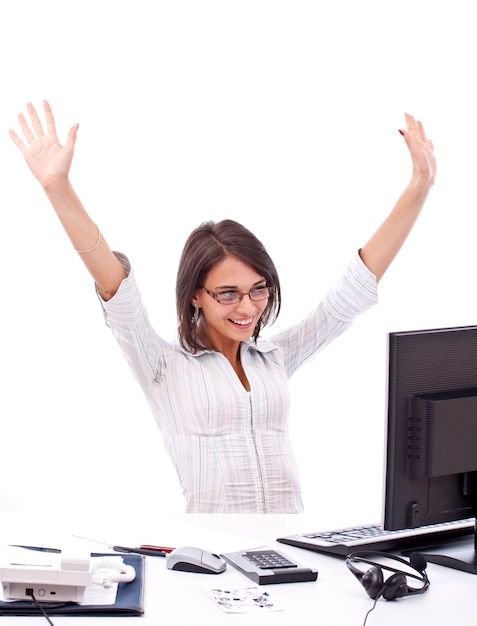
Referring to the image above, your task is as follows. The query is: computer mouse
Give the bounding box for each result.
[166,546,226,574]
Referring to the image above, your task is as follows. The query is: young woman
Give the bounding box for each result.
[9,102,436,513]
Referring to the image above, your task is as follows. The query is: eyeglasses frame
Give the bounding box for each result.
[201,285,274,305]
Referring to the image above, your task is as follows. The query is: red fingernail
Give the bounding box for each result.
[398,129,405,136]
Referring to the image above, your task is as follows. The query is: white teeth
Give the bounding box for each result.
[231,318,253,326]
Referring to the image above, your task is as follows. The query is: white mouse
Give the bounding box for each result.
[166,546,226,574]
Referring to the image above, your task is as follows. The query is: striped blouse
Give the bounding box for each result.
[99,250,377,513]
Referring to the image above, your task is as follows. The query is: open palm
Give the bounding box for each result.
[403,113,436,186]
[9,101,78,189]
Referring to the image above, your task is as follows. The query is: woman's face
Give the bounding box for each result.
[193,255,269,353]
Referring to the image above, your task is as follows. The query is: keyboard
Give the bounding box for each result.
[277,518,475,557]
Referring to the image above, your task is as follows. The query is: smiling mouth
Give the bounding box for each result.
[229,317,254,327]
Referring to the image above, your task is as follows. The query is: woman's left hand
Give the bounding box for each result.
[400,113,436,188]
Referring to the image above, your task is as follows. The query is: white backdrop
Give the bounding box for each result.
[0,1,475,528]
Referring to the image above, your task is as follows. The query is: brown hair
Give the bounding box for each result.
[176,219,281,352]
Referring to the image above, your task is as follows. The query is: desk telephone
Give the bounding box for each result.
[0,548,136,603]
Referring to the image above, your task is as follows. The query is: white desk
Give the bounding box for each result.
[1,513,476,625]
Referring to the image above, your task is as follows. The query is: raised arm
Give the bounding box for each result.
[359,113,436,283]
[9,101,127,300]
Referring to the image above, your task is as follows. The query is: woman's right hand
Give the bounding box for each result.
[9,100,127,298]
[9,100,79,190]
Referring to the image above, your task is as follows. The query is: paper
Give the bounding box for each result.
[203,586,283,613]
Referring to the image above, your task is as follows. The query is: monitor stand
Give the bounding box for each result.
[403,519,477,574]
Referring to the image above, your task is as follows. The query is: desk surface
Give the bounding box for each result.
[1,513,475,625]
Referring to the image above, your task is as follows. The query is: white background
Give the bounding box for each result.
[0,1,475,528]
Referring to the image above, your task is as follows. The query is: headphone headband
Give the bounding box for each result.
[346,551,430,601]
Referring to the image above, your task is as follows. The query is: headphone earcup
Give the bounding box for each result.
[361,565,384,599]
[382,573,408,601]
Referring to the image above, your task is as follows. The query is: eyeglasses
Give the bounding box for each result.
[201,285,273,305]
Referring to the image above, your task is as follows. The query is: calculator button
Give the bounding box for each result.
[244,551,297,569]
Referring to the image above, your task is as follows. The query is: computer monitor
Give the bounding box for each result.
[384,324,477,573]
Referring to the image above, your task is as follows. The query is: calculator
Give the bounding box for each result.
[220,549,318,584]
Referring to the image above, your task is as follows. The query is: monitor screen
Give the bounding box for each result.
[383,324,477,572]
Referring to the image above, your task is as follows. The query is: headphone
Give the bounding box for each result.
[345,551,430,601]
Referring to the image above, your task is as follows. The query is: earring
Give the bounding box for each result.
[192,303,200,324]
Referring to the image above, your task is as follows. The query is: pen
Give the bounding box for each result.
[11,543,174,558]
[140,544,175,554]
[112,545,173,557]
[9,545,61,553]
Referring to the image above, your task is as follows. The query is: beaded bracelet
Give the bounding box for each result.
[74,224,101,253]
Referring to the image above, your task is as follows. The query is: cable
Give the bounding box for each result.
[26,591,55,626]
[363,595,379,626]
